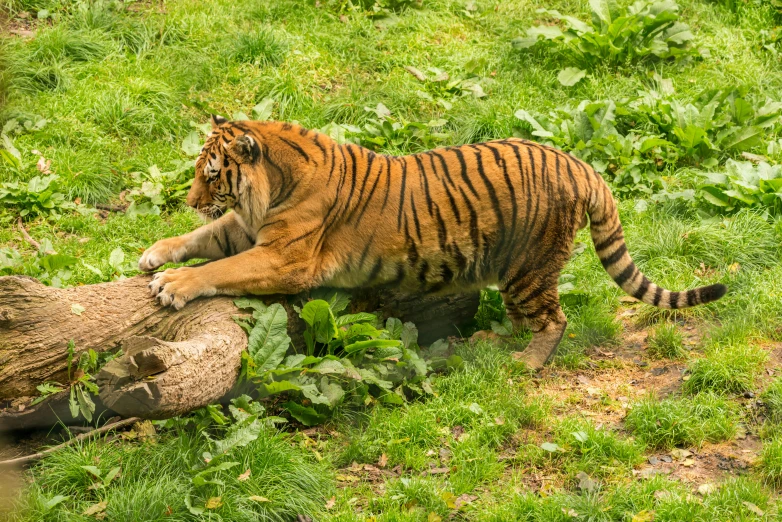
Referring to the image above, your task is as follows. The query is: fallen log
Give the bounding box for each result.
[0,274,478,431]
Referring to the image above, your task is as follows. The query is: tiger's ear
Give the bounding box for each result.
[210,114,228,129]
[230,134,260,164]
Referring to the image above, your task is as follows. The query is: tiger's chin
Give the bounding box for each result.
[196,205,226,221]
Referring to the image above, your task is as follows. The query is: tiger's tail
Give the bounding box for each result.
[587,176,726,309]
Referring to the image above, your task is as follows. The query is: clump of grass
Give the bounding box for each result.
[683,341,767,395]
[647,323,687,360]
[229,27,288,66]
[553,418,645,480]
[625,393,738,449]
[761,377,782,423]
[12,426,331,521]
[759,435,782,488]
[28,26,110,63]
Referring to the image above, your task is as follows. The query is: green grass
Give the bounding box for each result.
[9,426,332,521]
[684,338,767,395]
[759,435,782,489]
[2,0,782,519]
[625,393,738,449]
[647,323,687,360]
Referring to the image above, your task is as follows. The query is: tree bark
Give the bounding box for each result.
[0,274,478,431]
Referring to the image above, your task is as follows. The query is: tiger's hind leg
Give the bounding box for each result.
[501,274,568,371]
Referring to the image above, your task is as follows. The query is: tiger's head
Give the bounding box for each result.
[187,115,262,220]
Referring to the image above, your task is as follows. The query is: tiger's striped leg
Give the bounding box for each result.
[501,278,568,370]
[139,212,255,272]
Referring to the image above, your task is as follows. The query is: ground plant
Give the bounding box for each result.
[1,0,782,520]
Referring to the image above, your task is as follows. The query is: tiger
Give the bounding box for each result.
[139,115,727,369]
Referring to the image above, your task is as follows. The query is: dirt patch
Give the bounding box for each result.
[635,436,762,488]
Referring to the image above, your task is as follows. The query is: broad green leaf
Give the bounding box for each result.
[81,465,103,479]
[108,248,124,270]
[75,386,94,422]
[300,384,331,406]
[720,126,764,151]
[252,98,275,121]
[378,392,405,405]
[526,25,563,41]
[572,431,589,443]
[39,254,77,273]
[557,68,586,87]
[247,304,290,371]
[401,322,418,349]
[344,339,403,354]
[181,131,202,157]
[234,298,267,314]
[385,317,403,340]
[514,110,555,138]
[260,380,302,396]
[283,402,327,426]
[300,299,337,344]
[336,312,377,327]
[310,358,348,375]
[43,495,68,511]
[541,442,562,452]
[192,461,240,487]
[320,377,345,407]
[214,419,262,455]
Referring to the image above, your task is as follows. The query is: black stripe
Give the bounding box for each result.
[687,289,697,307]
[613,263,637,288]
[346,149,375,223]
[312,134,328,162]
[633,276,651,301]
[381,156,393,211]
[397,157,408,230]
[410,192,422,241]
[414,154,434,216]
[599,243,627,269]
[344,146,359,217]
[278,136,311,162]
[418,260,430,285]
[391,263,406,285]
[594,227,624,253]
[326,143,337,185]
[428,153,461,224]
[669,291,681,309]
[653,286,663,306]
[458,186,480,252]
[431,151,456,188]
[354,157,384,225]
[366,258,383,285]
[440,262,454,284]
[433,203,448,251]
[452,148,479,198]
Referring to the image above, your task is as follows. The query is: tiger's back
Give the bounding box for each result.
[141,118,726,369]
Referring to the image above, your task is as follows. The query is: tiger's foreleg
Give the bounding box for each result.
[138,212,256,272]
[147,246,317,310]
[501,270,568,370]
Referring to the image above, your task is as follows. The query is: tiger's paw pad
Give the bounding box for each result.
[147,267,214,310]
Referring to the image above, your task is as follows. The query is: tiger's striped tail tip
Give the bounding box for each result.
[699,283,728,304]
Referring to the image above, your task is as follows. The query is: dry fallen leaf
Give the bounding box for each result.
[205,497,222,509]
[335,474,359,482]
[237,469,251,482]
[681,458,696,467]
[325,496,336,510]
[378,453,388,468]
[697,483,716,495]
[670,448,692,460]
[742,501,764,516]
[82,501,107,517]
[248,496,270,503]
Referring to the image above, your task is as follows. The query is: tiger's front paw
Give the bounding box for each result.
[147,267,215,310]
[139,238,187,272]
